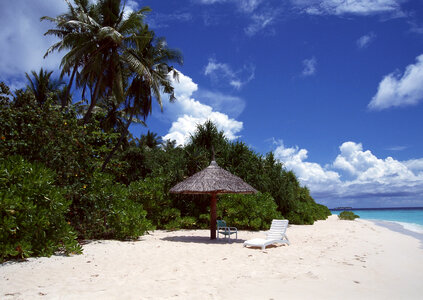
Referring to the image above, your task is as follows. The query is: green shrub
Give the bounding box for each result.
[314,203,332,220]
[128,177,175,228]
[217,193,282,230]
[198,213,211,229]
[286,201,332,225]
[0,156,81,262]
[70,172,151,240]
[338,211,360,220]
[0,98,115,188]
[286,202,315,225]
[128,177,202,231]
[178,216,198,229]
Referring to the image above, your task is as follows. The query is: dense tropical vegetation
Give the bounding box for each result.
[0,0,330,262]
[338,211,360,220]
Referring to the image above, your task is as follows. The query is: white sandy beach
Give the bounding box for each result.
[1,215,422,300]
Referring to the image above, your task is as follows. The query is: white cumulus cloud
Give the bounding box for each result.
[403,158,423,173]
[122,0,139,18]
[274,141,341,193]
[332,142,418,184]
[162,71,243,145]
[273,140,423,207]
[369,54,423,110]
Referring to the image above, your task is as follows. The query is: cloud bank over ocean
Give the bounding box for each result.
[274,140,423,208]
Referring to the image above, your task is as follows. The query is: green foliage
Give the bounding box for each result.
[285,187,331,225]
[0,94,116,188]
[182,122,331,226]
[0,93,151,241]
[0,156,81,262]
[338,211,360,220]
[0,82,12,105]
[70,172,152,240]
[129,177,171,228]
[1,78,332,262]
[128,177,200,230]
[178,216,198,229]
[217,193,283,230]
[286,202,315,225]
[314,203,332,220]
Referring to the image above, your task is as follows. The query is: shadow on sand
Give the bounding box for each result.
[161,235,246,244]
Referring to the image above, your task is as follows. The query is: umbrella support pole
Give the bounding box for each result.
[210,193,217,239]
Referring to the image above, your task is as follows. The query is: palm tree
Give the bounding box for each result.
[44,0,183,116]
[140,131,162,149]
[43,0,151,118]
[42,0,94,108]
[25,68,63,106]
[100,30,182,171]
[44,0,183,170]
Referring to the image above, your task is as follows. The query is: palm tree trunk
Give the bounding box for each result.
[101,110,134,171]
[83,75,102,124]
[81,83,87,101]
[63,65,77,108]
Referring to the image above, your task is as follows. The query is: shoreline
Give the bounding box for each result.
[368,219,423,247]
[1,215,423,299]
[330,208,423,243]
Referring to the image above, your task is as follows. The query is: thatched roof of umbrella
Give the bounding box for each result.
[170,160,258,239]
[170,161,257,195]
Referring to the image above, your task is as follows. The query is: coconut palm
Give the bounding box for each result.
[42,0,94,108]
[25,68,64,106]
[43,0,154,121]
[95,14,182,170]
[100,30,182,170]
[43,0,183,170]
[140,131,162,149]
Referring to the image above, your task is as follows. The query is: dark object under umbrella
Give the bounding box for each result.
[169,160,257,239]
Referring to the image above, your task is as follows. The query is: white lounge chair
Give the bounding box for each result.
[243,219,290,250]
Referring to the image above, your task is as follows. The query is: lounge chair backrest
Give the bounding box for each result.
[266,219,288,240]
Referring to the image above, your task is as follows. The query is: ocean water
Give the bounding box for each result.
[331,208,423,235]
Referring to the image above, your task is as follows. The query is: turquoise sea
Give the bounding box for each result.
[330,208,423,237]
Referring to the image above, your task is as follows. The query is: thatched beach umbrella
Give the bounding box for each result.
[170,160,258,239]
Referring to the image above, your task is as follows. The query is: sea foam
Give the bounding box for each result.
[395,222,423,234]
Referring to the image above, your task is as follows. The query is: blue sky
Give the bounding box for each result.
[1,0,423,208]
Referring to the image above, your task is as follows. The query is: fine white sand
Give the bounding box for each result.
[1,215,422,299]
